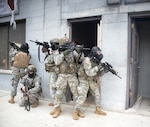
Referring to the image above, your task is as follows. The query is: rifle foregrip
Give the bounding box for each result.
[111,69,117,74]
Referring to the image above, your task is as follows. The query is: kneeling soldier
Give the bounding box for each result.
[19,64,42,108]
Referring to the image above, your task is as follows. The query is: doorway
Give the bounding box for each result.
[68,16,101,56]
[129,14,150,113]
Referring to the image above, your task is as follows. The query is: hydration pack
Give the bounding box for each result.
[13,52,30,68]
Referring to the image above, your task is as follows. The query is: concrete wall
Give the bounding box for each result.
[101,13,128,110]
[0,0,150,110]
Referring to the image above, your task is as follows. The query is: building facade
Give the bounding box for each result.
[0,0,150,111]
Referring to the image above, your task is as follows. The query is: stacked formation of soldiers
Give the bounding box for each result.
[8,37,110,120]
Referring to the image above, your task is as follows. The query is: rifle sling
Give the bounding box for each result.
[38,45,48,63]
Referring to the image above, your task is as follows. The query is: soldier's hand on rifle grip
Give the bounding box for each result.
[42,47,49,53]
[62,49,70,56]
[75,45,84,53]
[26,91,30,96]
[102,62,109,70]
[70,45,75,52]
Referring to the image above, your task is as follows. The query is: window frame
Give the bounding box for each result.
[0,19,26,71]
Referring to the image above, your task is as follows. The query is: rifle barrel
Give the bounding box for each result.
[116,74,122,79]
[30,40,34,42]
[83,47,90,50]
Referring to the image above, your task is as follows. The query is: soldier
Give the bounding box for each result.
[8,42,31,104]
[19,64,42,108]
[74,46,108,120]
[50,41,84,119]
[42,38,60,106]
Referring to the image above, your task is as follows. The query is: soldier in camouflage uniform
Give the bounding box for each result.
[8,43,31,104]
[19,64,42,108]
[50,41,84,119]
[42,38,60,106]
[74,46,108,120]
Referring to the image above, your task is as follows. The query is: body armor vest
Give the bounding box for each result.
[59,55,76,74]
[78,58,98,81]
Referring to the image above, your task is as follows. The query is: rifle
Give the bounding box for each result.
[59,42,90,52]
[23,79,30,111]
[58,41,75,52]
[30,40,51,62]
[30,40,50,49]
[9,41,20,51]
[102,62,122,79]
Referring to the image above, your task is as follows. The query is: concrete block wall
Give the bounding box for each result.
[101,13,128,110]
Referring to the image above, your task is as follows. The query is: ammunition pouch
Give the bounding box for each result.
[45,63,59,74]
[59,64,66,73]
[77,66,85,77]
[86,76,95,81]
[59,62,76,74]
[78,66,95,81]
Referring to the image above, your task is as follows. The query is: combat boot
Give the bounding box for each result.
[53,107,61,118]
[31,100,39,108]
[50,108,56,115]
[48,102,54,106]
[50,107,62,115]
[8,96,14,104]
[95,106,107,116]
[72,110,79,120]
[78,110,85,118]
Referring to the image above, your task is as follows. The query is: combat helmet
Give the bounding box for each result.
[90,46,103,63]
[20,42,29,53]
[59,34,69,45]
[27,64,37,73]
[50,38,60,50]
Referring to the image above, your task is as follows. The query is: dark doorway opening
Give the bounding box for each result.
[68,17,101,56]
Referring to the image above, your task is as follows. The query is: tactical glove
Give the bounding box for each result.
[42,47,49,53]
[62,49,70,56]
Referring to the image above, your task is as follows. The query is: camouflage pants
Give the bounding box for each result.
[11,67,26,96]
[54,73,78,108]
[49,72,66,103]
[19,94,39,106]
[75,78,101,110]
[49,72,57,102]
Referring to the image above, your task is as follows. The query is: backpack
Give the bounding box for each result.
[13,51,30,68]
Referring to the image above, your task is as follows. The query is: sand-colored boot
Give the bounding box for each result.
[50,107,62,115]
[48,102,54,106]
[95,106,107,116]
[53,107,61,118]
[78,110,85,118]
[31,100,39,108]
[72,110,79,120]
[8,96,14,104]
[50,108,56,115]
